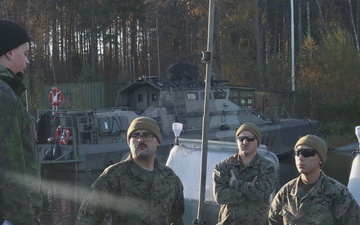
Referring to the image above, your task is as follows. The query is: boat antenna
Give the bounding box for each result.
[194,0,215,224]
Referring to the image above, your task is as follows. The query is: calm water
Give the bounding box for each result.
[38,147,355,225]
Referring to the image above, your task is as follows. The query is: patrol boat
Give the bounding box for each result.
[116,74,319,156]
[36,109,138,172]
[36,74,318,172]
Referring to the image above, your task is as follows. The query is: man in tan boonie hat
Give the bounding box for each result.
[213,122,278,224]
[127,116,162,145]
[235,122,262,146]
[76,116,185,224]
[269,134,360,224]
[294,134,327,166]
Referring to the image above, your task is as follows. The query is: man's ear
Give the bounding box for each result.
[5,50,12,57]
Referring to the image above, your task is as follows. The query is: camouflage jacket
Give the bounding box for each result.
[268,171,360,225]
[0,65,40,225]
[213,153,278,225]
[76,156,185,225]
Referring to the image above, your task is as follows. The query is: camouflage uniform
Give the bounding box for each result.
[268,171,360,225]
[0,65,41,225]
[213,153,278,225]
[76,155,184,225]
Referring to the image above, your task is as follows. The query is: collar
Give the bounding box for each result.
[0,65,26,96]
[291,171,325,198]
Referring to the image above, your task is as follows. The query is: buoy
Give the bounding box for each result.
[55,126,70,145]
[48,87,63,106]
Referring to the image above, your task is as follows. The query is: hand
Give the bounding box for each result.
[229,169,237,186]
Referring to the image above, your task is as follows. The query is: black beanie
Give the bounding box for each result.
[0,19,30,56]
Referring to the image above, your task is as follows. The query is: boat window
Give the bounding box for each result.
[152,93,157,101]
[214,92,227,99]
[164,94,171,102]
[187,92,198,100]
[138,94,143,102]
[110,116,121,134]
[98,117,111,135]
[241,98,252,104]
[119,116,130,130]
[241,97,253,109]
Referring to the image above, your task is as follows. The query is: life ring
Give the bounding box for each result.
[55,126,70,145]
[48,87,63,106]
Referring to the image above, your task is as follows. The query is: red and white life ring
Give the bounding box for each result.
[55,126,70,145]
[48,87,63,106]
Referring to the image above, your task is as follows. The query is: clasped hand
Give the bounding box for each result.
[229,169,257,187]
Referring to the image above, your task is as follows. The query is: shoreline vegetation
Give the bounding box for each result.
[324,132,357,150]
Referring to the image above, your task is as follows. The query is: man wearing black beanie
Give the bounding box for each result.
[0,19,42,225]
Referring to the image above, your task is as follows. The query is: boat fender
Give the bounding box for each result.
[348,153,360,205]
[55,126,71,145]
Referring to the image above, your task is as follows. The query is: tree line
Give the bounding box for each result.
[2,0,360,146]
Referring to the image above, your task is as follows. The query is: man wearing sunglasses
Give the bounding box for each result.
[213,122,278,225]
[268,134,360,224]
[76,117,184,225]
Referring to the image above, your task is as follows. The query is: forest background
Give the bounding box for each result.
[2,0,360,148]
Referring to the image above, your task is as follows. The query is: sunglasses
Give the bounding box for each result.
[237,136,256,142]
[294,148,317,158]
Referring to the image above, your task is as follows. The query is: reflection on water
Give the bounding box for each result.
[39,148,355,225]
[40,171,101,225]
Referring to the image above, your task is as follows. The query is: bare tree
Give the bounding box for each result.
[348,0,360,58]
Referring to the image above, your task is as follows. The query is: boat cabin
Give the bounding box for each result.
[116,77,295,135]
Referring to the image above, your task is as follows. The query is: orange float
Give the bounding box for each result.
[48,87,63,106]
[55,126,70,145]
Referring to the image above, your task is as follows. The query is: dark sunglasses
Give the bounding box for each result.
[237,136,256,142]
[294,148,317,158]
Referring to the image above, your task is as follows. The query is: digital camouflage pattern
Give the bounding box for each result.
[0,65,41,225]
[76,156,185,225]
[268,171,360,225]
[213,153,278,225]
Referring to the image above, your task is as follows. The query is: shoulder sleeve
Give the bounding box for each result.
[76,169,119,225]
[169,174,185,225]
[237,157,278,202]
[213,158,246,204]
[0,84,38,225]
[268,184,286,225]
[334,187,360,224]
